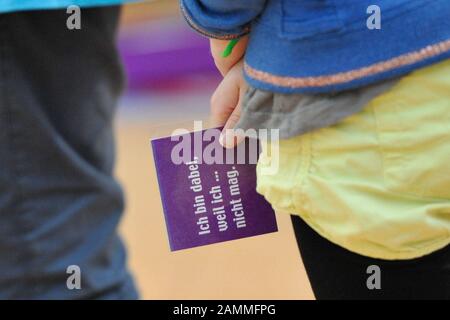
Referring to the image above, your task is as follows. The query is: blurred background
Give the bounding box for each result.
[116,0,314,299]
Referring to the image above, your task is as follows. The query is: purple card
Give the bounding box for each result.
[151,127,278,251]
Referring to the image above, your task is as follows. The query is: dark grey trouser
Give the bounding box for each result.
[0,6,138,299]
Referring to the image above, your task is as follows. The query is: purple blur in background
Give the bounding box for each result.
[119,20,219,91]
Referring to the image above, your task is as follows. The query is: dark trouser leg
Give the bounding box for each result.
[291,215,450,300]
[0,7,138,299]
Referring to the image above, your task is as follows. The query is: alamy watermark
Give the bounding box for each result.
[65,4,380,31]
[66,265,81,290]
[366,265,381,290]
[66,5,81,30]
[170,121,280,175]
[367,5,381,30]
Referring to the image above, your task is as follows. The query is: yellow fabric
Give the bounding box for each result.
[257,59,450,260]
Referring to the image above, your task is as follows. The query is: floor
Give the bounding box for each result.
[115,91,314,299]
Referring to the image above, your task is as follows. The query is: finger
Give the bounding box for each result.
[219,84,247,148]
[210,75,240,128]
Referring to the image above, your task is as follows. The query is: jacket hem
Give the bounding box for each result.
[293,210,450,261]
[244,39,450,91]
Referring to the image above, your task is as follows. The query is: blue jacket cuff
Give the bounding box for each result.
[180,0,266,40]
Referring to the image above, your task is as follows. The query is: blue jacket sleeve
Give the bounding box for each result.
[180,0,267,39]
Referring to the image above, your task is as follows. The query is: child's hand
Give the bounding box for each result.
[210,36,248,76]
[210,59,247,148]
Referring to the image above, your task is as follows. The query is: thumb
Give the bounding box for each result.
[219,85,247,148]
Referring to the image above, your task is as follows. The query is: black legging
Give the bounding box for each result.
[291,215,450,300]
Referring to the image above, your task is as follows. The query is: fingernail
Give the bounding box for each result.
[220,130,235,148]
[219,132,226,147]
